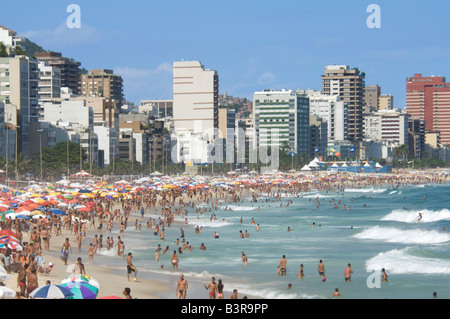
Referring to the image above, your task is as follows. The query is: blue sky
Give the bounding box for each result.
[2,0,450,107]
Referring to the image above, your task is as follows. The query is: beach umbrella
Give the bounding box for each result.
[0,235,23,250]
[0,286,16,299]
[60,281,98,299]
[0,229,18,238]
[49,209,66,215]
[61,274,100,288]
[98,295,124,299]
[29,284,74,299]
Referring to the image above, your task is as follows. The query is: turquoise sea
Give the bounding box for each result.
[94,182,450,299]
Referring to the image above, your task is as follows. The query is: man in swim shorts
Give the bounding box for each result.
[278,255,287,276]
[176,274,188,299]
[204,277,217,299]
[318,260,326,277]
[127,252,137,281]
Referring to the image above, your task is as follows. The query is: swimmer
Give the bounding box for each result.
[297,264,305,279]
[278,255,287,277]
[241,252,248,265]
[381,268,388,282]
[344,263,353,282]
[318,260,325,277]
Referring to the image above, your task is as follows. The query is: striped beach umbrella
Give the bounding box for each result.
[29,284,74,299]
[60,281,99,299]
[0,235,23,251]
[61,274,100,288]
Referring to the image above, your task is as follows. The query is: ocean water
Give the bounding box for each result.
[93,183,450,299]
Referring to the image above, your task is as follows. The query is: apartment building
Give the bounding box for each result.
[35,51,81,95]
[322,65,365,142]
[253,89,310,155]
[363,109,409,146]
[80,69,124,108]
[0,56,39,158]
[406,73,450,146]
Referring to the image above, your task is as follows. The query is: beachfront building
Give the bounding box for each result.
[218,107,237,163]
[321,65,365,142]
[363,109,409,146]
[37,61,61,112]
[94,125,118,168]
[406,73,450,147]
[310,114,328,158]
[0,55,39,158]
[298,89,348,145]
[253,89,310,156]
[80,69,124,108]
[35,51,81,96]
[172,61,219,167]
[408,117,426,160]
[173,61,219,135]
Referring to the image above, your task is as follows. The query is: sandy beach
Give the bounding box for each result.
[1,169,449,299]
[1,216,173,299]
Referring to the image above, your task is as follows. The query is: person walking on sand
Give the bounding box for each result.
[217,279,224,299]
[176,274,188,299]
[126,252,137,282]
[61,238,72,265]
[74,257,86,275]
[88,243,95,263]
[204,276,217,299]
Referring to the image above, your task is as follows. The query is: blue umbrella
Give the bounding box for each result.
[49,208,66,215]
[29,284,74,299]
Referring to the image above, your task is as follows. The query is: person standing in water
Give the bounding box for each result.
[318,260,326,277]
[278,255,287,276]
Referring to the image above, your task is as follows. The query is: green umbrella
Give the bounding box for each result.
[60,281,99,299]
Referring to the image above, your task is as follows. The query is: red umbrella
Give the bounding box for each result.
[0,229,18,238]
[98,295,124,299]
[0,235,23,250]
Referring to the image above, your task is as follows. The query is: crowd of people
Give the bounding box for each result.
[0,170,448,298]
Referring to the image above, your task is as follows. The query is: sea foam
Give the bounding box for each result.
[353,226,450,244]
[382,209,450,224]
[366,247,450,275]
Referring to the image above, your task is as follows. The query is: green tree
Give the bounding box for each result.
[0,43,8,57]
[13,46,26,56]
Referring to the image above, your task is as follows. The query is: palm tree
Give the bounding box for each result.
[394,144,409,161]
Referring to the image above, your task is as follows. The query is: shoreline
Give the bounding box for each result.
[1,169,449,299]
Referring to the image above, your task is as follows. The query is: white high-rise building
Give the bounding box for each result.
[172,61,219,165]
[363,109,409,146]
[37,61,61,111]
[173,61,218,136]
[298,89,348,144]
